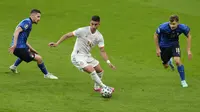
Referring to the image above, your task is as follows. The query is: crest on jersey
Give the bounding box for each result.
[24,24,29,29]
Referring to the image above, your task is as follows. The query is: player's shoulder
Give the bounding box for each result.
[95,30,103,38]
[178,24,189,30]
[74,26,90,34]
[20,18,32,24]
[77,26,90,31]
[159,22,169,29]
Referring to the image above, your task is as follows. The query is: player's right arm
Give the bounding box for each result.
[9,27,23,53]
[154,27,161,57]
[49,28,83,47]
[49,32,74,47]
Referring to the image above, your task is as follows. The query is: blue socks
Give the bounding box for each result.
[14,58,22,66]
[13,59,48,75]
[37,63,48,75]
[177,65,185,81]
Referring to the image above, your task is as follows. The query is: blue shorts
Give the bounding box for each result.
[13,48,35,63]
[160,46,181,64]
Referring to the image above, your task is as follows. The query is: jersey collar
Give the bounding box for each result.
[167,22,179,31]
[89,26,97,35]
[29,17,33,23]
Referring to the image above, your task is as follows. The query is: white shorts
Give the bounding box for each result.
[71,55,99,71]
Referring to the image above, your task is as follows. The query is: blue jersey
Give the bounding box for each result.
[156,22,190,47]
[11,18,32,48]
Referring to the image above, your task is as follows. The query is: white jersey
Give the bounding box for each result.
[71,26,104,56]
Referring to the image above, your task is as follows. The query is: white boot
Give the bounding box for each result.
[44,73,58,79]
[9,65,18,73]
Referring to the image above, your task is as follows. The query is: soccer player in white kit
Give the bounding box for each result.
[49,16,115,92]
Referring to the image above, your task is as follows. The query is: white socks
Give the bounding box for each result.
[97,71,104,79]
[94,71,104,88]
[90,71,106,88]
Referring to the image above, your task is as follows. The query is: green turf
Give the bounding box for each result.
[0,0,200,112]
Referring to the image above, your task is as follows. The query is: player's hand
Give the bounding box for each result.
[108,63,116,70]
[9,45,16,54]
[48,42,58,47]
[187,50,192,60]
[156,48,161,57]
[30,49,39,54]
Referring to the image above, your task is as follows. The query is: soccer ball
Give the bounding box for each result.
[100,86,112,98]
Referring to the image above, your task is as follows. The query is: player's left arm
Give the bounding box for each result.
[186,32,192,60]
[99,47,109,62]
[186,32,191,51]
[99,47,116,70]
[26,42,38,54]
[98,36,116,69]
[183,25,192,60]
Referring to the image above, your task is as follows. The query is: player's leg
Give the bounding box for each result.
[34,54,58,79]
[160,47,172,69]
[12,48,58,79]
[9,58,22,73]
[83,65,107,88]
[13,58,23,66]
[94,64,104,78]
[173,57,188,87]
[91,58,114,92]
[88,58,103,90]
[173,47,188,87]
[168,58,175,70]
[94,64,104,91]
[72,55,106,88]
[10,48,24,73]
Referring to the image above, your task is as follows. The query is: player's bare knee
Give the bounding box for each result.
[34,55,43,64]
[97,69,104,73]
[175,60,182,66]
[174,57,182,66]
[94,67,103,73]
[83,65,95,73]
[94,64,103,73]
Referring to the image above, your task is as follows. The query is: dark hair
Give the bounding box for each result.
[30,9,41,14]
[91,15,100,22]
[169,15,179,22]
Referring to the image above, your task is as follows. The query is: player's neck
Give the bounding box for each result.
[90,28,96,34]
[29,17,33,24]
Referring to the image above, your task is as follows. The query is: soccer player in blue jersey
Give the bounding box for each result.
[9,9,58,79]
[154,15,192,87]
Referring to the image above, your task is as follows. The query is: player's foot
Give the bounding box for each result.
[94,83,101,92]
[44,73,58,79]
[9,65,18,73]
[181,80,188,88]
[94,87,101,92]
[168,58,175,71]
[96,86,115,92]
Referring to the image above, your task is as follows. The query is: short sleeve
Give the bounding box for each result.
[98,36,105,48]
[156,27,161,35]
[182,25,190,36]
[19,21,30,31]
[73,28,84,37]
